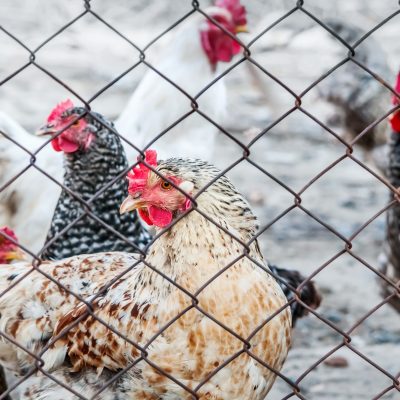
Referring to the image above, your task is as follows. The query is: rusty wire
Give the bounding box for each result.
[0,0,400,399]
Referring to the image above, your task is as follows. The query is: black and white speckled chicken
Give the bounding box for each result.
[37,100,151,260]
[380,71,400,311]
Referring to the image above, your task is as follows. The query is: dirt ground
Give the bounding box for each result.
[0,1,399,399]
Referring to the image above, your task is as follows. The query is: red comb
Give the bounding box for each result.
[392,72,400,106]
[0,227,18,246]
[47,99,75,123]
[127,150,158,194]
[216,0,247,26]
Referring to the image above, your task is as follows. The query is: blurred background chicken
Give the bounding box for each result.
[1,151,292,399]
[317,18,392,155]
[115,0,247,163]
[0,114,63,254]
[380,71,400,312]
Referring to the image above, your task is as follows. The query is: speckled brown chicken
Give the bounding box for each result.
[0,151,292,399]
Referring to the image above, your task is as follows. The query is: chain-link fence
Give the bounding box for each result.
[0,0,399,399]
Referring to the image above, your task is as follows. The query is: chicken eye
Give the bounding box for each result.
[71,120,80,126]
[160,181,172,190]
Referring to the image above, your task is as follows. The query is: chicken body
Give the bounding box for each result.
[0,158,291,399]
[115,11,228,164]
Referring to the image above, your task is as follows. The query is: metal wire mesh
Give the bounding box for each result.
[0,0,399,399]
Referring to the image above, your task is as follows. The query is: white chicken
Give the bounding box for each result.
[115,0,248,164]
[0,112,63,254]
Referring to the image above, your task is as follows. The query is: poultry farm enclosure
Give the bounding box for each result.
[0,0,400,399]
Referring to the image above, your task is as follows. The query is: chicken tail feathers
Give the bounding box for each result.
[268,264,322,326]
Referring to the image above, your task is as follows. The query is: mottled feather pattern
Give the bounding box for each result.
[0,252,139,372]
[41,111,150,260]
[2,159,291,399]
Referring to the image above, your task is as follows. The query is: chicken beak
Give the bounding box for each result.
[120,195,145,215]
[35,123,56,136]
[5,248,25,262]
[235,24,248,33]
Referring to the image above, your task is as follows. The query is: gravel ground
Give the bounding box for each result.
[0,1,399,399]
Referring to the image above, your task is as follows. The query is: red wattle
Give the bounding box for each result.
[148,205,173,228]
[138,208,153,226]
[216,39,234,62]
[51,138,62,152]
[59,137,79,153]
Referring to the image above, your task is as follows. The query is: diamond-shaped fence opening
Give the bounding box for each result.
[0,0,399,399]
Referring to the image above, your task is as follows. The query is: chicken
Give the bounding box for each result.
[380,71,400,311]
[1,150,291,399]
[115,0,247,163]
[0,227,25,400]
[317,18,392,169]
[35,100,151,260]
[0,113,62,254]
